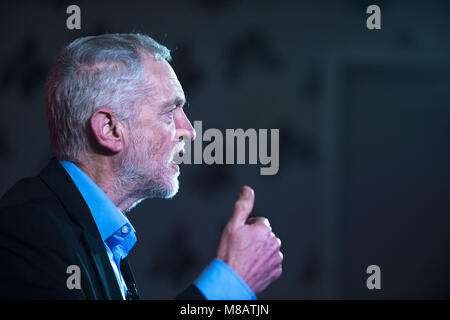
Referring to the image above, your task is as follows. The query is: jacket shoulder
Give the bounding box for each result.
[0,175,74,225]
[0,177,86,299]
[0,176,52,208]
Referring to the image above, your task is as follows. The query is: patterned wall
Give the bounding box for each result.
[1,0,449,299]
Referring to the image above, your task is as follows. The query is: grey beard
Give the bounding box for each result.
[113,161,171,211]
[113,128,178,212]
[113,147,180,213]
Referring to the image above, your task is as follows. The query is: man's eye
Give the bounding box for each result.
[164,109,175,120]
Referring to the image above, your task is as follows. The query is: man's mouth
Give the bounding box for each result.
[173,148,184,161]
[170,145,185,166]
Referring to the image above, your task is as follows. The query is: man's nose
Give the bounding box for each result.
[175,110,196,142]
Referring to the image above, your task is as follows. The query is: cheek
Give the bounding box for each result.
[154,126,177,162]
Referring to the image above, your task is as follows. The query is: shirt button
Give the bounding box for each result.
[121,225,129,234]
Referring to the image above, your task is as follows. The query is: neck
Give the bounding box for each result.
[76,155,141,213]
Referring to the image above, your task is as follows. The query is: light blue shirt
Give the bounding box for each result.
[60,160,135,299]
[60,160,255,300]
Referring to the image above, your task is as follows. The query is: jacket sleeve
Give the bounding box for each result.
[175,284,206,300]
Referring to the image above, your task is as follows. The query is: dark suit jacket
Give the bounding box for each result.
[0,158,204,300]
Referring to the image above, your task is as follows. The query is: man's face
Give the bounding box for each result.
[115,55,195,202]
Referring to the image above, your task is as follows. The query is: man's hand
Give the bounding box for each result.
[216,185,283,295]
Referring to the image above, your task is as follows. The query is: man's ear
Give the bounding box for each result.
[89,108,124,154]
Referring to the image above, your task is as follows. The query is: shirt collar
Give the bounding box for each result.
[59,160,136,242]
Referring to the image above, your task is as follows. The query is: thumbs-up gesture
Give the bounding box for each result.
[216,186,283,294]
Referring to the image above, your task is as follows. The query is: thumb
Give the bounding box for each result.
[228,185,255,229]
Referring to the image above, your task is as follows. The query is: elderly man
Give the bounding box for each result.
[0,33,283,300]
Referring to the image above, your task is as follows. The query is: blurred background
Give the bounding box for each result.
[0,0,449,299]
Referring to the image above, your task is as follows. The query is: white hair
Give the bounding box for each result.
[44,33,171,162]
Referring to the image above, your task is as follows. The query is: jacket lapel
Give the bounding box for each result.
[120,257,140,300]
[39,157,123,300]
[82,231,123,300]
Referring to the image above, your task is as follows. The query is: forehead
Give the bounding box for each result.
[141,55,184,108]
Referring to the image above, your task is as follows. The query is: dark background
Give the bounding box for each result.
[1,0,449,299]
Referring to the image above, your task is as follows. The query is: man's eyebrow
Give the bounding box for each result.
[161,97,186,111]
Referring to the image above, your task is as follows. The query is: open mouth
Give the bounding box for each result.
[170,146,185,167]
